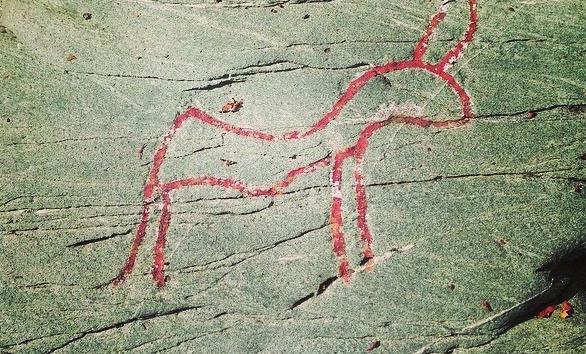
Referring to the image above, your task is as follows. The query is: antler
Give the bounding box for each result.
[412,0,478,69]
[436,0,478,70]
[413,1,450,61]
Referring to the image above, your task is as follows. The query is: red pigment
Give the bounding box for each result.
[113,0,478,286]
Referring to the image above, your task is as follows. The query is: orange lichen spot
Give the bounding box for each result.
[536,304,557,318]
[560,300,573,320]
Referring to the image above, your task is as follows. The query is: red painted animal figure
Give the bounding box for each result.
[113,0,478,288]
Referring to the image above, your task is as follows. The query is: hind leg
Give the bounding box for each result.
[112,197,155,286]
[152,191,172,287]
[354,156,375,268]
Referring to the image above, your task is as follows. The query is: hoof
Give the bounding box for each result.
[361,256,375,272]
[338,260,353,283]
[111,273,128,287]
[152,269,168,288]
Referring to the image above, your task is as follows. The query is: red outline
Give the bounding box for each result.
[113,0,478,287]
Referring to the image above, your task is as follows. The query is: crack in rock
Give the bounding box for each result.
[175,220,328,275]
[134,0,335,9]
[414,245,586,353]
[65,229,133,248]
[17,305,203,353]
[290,244,415,310]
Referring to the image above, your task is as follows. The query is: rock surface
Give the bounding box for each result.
[1,0,585,353]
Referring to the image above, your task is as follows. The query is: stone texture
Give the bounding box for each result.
[1,0,585,353]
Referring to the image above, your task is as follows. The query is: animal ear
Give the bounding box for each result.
[413,0,479,70]
[435,0,478,70]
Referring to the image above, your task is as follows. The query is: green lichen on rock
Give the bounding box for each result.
[1,0,585,353]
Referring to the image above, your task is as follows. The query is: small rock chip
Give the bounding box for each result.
[527,111,537,119]
[480,299,493,312]
[0,25,7,33]
[303,14,310,19]
[324,47,331,54]
[137,143,148,159]
[82,12,92,20]
[221,159,237,166]
[363,258,375,272]
[66,53,77,62]
[495,238,508,247]
[366,340,381,352]
[447,283,455,291]
[219,98,243,113]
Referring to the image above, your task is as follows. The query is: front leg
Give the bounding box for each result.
[330,152,352,282]
[354,154,375,265]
